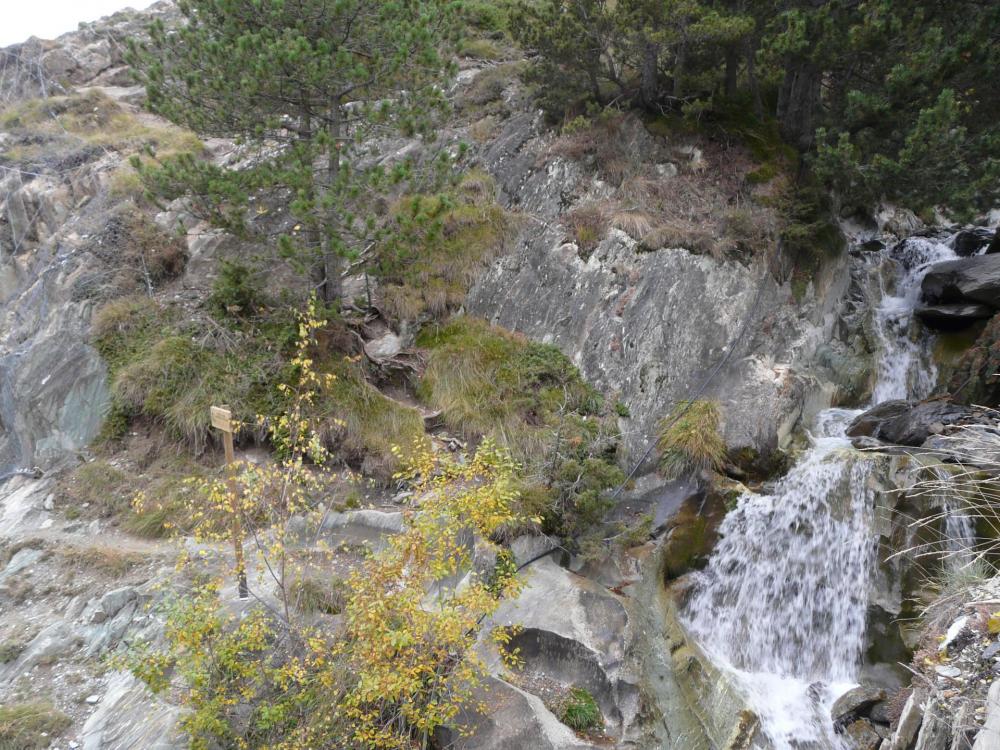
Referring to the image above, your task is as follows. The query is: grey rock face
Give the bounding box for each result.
[922,253,1000,308]
[469,227,835,462]
[80,671,185,750]
[466,106,850,466]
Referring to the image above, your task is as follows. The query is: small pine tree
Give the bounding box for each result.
[128,0,461,303]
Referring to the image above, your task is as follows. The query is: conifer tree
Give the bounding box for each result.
[128,0,459,302]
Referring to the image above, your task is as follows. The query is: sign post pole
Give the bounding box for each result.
[211,405,248,600]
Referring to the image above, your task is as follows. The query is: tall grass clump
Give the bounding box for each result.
[656,400,726,479]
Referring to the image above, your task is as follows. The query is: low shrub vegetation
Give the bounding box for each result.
[375,187,512,323]
[418,316,622,543]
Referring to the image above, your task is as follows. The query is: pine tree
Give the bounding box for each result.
[128,0,459,303]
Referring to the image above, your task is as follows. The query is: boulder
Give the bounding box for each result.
[847,400,992,447]
[913,702,951,750]
[885,691,924,750]
[989,230,1000,255]
[921,254,1000,308]
[952,228,995,257]
[439,677,597,750]
[974,679,1000,750]
[845,719,884,750]
[916,303,994,329]
[832,685,887,729]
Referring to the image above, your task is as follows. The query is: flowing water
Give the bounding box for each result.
[682,233,968,749]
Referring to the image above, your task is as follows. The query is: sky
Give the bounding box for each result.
[1,1,154,47]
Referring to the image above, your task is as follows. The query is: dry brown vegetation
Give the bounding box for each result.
[546,113,781,263]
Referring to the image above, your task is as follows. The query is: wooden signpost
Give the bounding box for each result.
[211,405,249,600]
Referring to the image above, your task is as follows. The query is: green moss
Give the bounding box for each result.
[559,688,602,733]
[0,702,71,750]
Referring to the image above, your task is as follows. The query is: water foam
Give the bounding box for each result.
[681,234,962,748]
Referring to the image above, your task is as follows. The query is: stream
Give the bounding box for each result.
[682,233,966,748]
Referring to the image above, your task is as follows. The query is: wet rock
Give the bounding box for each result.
[870,700,893,726]
[952,228,996,257]
[845,718,883,750]
[832,685,887,728]
[989,231,1000,255]
[916,303,994,329]
[922,254,1000,308]
[857,239,887,253]
[846,399,991,446]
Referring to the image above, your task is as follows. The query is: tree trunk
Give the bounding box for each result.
[745,38,763,118]
[317,99,344,305]
[777,60,821,149]
[724,47,739,99]
[672,40,687,100]
[640,40,660,110]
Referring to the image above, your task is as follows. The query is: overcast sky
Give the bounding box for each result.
[1,1,154,47]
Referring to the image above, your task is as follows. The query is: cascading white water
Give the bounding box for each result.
[682,233,964,749]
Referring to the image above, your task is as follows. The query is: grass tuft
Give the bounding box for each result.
[317,357,427,481]
[609,210,654,240]
[559,687,602,733]
[417,317,598,446]
[656,400,726,479]
[290,576,350,615]
[0,702,71,750]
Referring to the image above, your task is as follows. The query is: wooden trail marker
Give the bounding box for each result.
[211,405,249,600]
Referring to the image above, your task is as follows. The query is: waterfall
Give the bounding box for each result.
[682,233,964,749]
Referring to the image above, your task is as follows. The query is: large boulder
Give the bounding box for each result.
[921,254,1000,308]
[831,685,887,729]
[952,228,995,257]
[916,303,994,329]
[846,399,993,446]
